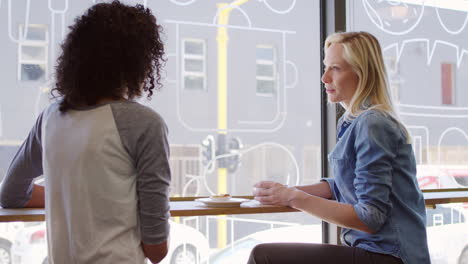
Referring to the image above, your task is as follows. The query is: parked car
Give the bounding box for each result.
[11,220,209,264]
[417,165,468,189]
[205,205,468,264]
[206,224,322,264]
[0,223,19,264]
[0,222,43,264]
[0,144,25,264]
[426,205,468,264]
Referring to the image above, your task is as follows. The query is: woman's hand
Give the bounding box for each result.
[253,181,375,233]
[253,181,302,206]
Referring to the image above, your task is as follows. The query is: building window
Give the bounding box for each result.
[18,25,48,81]
[441,63,455,105]
[256,45,276,96]
[182,39,206,90]
[385,56,400,103]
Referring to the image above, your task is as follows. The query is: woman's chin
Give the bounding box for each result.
[327,96,340,104]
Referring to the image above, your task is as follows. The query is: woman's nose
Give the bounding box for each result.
[321,71,330,84]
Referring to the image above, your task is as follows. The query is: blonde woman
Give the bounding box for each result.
[249,32,430,264]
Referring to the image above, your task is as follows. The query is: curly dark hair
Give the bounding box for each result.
[52,1,165,112]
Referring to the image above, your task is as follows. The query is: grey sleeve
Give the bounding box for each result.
[0,113,44,208]
[111,103,171,245]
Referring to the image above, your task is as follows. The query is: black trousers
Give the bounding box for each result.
[247,243,404,264]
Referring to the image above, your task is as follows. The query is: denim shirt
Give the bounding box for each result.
[323,110,430,264]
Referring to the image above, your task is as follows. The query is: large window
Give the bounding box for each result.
[348,1,468,262]
[348,0,468,191]
[0,1,322,263]
[1,1,466,263]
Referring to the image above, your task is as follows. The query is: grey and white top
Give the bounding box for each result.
[0,101,171,264]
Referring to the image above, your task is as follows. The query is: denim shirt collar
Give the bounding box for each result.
[337,118,352,141]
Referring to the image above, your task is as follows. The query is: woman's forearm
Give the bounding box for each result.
[289,191,375,234]
[24,184,45,208]
[253,181,372,233]
[295,181,333,199]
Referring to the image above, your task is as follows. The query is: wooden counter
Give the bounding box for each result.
[0,191,467,222]
[0,198,298,222]
[170,200,298,217]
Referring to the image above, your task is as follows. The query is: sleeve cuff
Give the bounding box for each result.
[353,203,387,232]
[0,182,34,208]
[141,218,170,245]
[320,178,336,200]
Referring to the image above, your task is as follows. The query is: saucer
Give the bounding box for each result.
[195,198,251,208]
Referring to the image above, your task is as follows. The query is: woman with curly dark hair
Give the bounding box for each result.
[0,2,171,263]
[54,0,165,111]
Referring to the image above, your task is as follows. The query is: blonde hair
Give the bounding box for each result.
[324,31,411,142]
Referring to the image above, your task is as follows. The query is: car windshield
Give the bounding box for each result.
[454,177,468,186]
[426,205,466,227]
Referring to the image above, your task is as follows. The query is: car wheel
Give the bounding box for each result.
[459,247,468,264]
[170,244,198,264]
[0,241,11,264]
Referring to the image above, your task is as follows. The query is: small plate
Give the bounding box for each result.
[195,198,251,208]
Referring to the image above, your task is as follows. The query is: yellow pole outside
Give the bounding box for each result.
[215,0,249,249]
